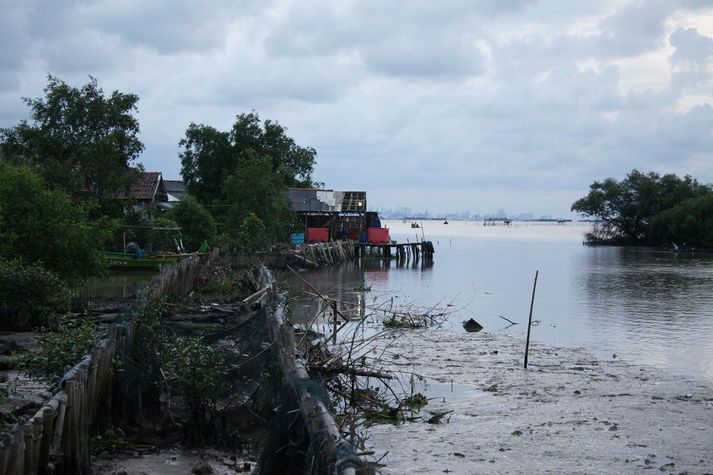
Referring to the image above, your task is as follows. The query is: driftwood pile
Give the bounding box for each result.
[289,241,357,269]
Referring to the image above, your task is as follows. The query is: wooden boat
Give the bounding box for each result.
[101,251,185,270]
[411,222,420,228]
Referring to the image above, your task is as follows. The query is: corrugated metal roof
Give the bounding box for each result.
[164,180,186,194]
[287,188,366,212]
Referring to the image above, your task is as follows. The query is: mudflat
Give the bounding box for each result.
[366,330,713,474]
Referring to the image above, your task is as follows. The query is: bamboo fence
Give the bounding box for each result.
[0,251,207,474]
[0,244,361,474]
[0,327,116,475]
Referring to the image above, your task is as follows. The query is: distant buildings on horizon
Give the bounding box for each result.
[377,207,573,222]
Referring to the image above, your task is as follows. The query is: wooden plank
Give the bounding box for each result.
[38,406,55,475]
[14,424,25,475]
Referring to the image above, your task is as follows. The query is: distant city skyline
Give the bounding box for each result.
[376,206,558,221]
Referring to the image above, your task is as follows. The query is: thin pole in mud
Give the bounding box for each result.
[332,299,338,344]
[524,270,539,369]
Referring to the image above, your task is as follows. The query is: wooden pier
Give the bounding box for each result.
[357,240,434,261]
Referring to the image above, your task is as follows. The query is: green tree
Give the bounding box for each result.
[234,213,269,252]
[221,153,293,241]
[169,195,216,251]
[0,75,144,216]
[0,164,110,280]
[650,194,713,248]
[179,111,317,206]
[572,170,711,244]
[178,124,232,207]
[179,112,316,243]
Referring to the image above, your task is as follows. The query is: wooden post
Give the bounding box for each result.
[38,404,55,475]
[524,270,539,369]
[332,300,338,344]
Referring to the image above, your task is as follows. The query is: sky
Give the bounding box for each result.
[1,1,713,217]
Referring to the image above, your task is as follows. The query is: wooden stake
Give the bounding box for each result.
[524,270,539,369]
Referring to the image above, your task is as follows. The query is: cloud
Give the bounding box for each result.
[1,0,713,215]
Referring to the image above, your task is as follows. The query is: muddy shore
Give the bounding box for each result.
[366,329,713,474]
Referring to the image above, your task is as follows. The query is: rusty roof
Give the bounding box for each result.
[117,172,164,201]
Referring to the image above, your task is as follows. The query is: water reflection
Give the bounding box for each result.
[285,221,713,382]
[282,258,435,329]
[84,272,153,299]
[577,247,713,378]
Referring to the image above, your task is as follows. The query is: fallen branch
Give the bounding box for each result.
[498,315,518,325]
[309,364,394,380]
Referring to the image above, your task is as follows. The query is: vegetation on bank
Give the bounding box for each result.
[0,75,316,329]
[572,169,713,247]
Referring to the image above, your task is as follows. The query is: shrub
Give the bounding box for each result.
[169,195,216,252]
[235,213,268,252]
[162,336,230,444]
[15,314,102,387]
[130,297,169,365]
[0,258,71,330]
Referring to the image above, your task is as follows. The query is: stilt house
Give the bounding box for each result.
[287,188,381,242]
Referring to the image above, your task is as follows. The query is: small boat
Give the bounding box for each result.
[411,222,420,228]
[443,220,449,225]
[101,251,186,271]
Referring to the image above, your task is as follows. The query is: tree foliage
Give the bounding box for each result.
[15,315,102,387]
[220,153,294,241]
[168,195,216,251]
[180,112,316,205]
[650,195,713,248]
[0,75,144,216]
[0,258,71,330]
[572,170,712,246]
[234,212,269,252]
[0,163,111,280]
[179,112,316,245]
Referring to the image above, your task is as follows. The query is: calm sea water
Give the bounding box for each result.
[290,220,713,382]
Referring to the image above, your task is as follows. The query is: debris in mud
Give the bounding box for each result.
[191,461,214,474]
[462,318,483,332]
[424,410,453,424]
[383,315,423,330]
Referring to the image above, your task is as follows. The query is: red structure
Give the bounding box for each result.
[367,227,390,243]
[306,227,330,242]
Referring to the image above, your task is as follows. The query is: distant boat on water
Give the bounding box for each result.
[411,222,421,228]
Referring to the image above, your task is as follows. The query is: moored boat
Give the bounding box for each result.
[101,251,185,270]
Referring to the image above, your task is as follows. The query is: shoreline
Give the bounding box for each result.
[364,328,713,474]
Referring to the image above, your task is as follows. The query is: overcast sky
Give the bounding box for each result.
[2,1,713,217]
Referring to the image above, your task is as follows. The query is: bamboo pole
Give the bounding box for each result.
[524,270,539,369]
